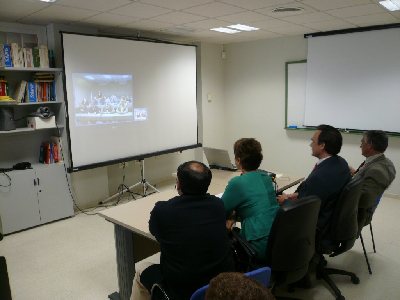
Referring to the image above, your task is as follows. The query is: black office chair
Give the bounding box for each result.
[357,188,385,274]
[265,196,321,294]
[316,177,364,300]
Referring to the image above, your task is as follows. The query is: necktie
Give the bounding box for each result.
[354,161,365,174]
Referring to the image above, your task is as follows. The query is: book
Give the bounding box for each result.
[0,80,7,96]
[39,143,45,163]
[50,136,62,162]
[3,44,12,67]
[32,47,40,67]
[13,80,27,102]
[10,43,24,68]
[23,48,33,68]
[0,44,4,67]
[39,45,49,68]
[44,142,51,164]
[27,81,37,102]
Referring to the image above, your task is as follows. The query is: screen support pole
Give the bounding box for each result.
[131,159,160,197]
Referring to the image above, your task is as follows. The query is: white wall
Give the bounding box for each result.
[222,35,399,196]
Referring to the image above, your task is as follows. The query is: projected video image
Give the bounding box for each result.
[72,73,134,126]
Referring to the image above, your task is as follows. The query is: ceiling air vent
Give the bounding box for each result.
[272,7,304,13]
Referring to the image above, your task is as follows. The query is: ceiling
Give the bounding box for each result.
[1,0,400,44]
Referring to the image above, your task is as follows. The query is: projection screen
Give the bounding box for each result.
[61,33,198,171]
[304,27,400,133]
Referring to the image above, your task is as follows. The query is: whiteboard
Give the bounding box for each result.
[304,28,400,133]
[286,61,307,129]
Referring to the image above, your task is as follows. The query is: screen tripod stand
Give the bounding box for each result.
[131,159,160,197]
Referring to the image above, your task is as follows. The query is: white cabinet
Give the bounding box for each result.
[0,164,73,234]
[35,164,74,224]
[0,169,41,234]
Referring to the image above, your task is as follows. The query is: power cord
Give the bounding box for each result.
[55,123,103,216]
[0,171,11,188]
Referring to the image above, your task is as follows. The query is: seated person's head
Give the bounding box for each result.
[205,272,275,300]
[233,138,263,171]
[177,161,212,195]
[363,130,388,154]
[316,124,342,156]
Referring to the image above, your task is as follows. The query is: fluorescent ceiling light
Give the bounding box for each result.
[379,0,400,11]
[40,0,57,2]
[210,27,240,34]
[228,24,259,32]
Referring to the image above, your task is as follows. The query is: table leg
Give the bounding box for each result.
[108,224,160,300]
[109,224,135,300]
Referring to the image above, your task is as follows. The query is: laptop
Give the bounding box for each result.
[203,147,237,171]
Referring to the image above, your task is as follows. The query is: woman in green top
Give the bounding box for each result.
[222,138,279,263]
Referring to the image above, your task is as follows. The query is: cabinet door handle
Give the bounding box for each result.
[34,179,37,186]
[37,178,40,186]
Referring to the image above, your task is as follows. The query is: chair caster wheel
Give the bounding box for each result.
[351,276,360,284]
[336,295,345,300]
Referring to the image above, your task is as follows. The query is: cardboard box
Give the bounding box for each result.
[27,116,56,129]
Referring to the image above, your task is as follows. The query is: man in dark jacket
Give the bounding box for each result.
[278,124,351,234]
[131,161,234,300]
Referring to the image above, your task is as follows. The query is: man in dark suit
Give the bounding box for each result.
[278,124,351,234]
[351,130,396,228]
[131,161,234,300]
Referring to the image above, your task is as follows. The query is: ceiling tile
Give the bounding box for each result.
[56,0,132,12]
[79,12,139,27]
[110,2,172,18]
[140,0,214,10]
[268,23,313,35]
[253,18,296,29]
[19,4,99,25]
[184,2,245,18]
[298,0,372,11]
[217,11,271,23]
[219,0,294,10]
[0,0,49,21]
[327,4,385,18]
[305,19,356,32]
[184,18,232,30]
[283,12,336,24]
[150,11,206,25]
[389,11,400,19]
[347,13,399,26]
[122,19,174,31]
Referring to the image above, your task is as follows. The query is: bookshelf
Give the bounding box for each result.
[0,66,74,235]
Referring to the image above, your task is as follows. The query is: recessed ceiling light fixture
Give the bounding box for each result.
[379,0,400,11]
[228,24,259,32]
[210,24,259,34]
[210,27,241,34]
[40,0,57,2]
[272,7,304,13]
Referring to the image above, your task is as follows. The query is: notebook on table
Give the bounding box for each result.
[203,147,237,171]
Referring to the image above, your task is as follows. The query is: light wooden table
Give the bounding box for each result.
[99,170,303,300]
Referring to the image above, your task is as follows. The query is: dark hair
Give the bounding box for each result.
[316,124,342,155]
[233,138,263,171]
[177,161,212,195]
[364,130,388,152]
[205,272,275,300]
